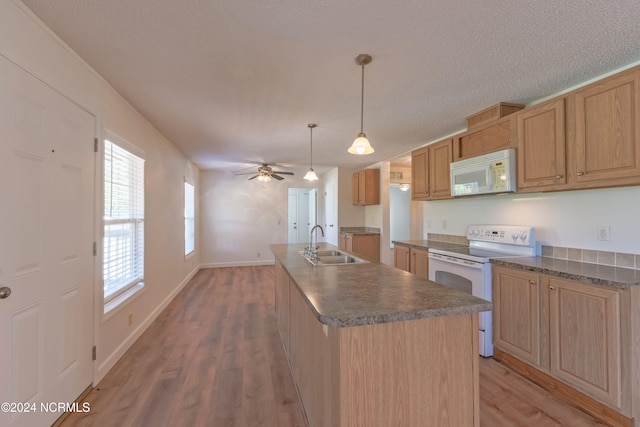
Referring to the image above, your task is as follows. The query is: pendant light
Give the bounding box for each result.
[348,54,375,155]
[303,123,319,181]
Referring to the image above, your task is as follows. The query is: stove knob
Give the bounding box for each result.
[520,232,528,241]
[512,233,519,240]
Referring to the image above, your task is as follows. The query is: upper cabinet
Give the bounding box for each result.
[569,68,640,187]
[411,138,453,201]
[517,98,567,191]
[352,168,380,206]
[453,116,516,161]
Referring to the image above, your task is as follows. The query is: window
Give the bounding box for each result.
[184,180,195,257]
[103,138,145,309]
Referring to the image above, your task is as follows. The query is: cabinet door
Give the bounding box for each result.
[454,117,515,160]
[493,266,541,366]
[411,248,429,279]
[411,147,429,200]
[352,234,380,262]
[394,245,410,271]
[352,172,360,205]
[549,278,621,408]
[344,235,353,252]
[517,98,567,190]
[572,69,640,185]
[428,138,453,199]
[274,261,290,354]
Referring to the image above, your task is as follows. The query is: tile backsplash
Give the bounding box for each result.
[429,233,640,270]
[427,233,469,246]
[542,245,640,270]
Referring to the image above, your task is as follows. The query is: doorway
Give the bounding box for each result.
[287,188,317,244]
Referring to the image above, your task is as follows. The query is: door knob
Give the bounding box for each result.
[0,287,11,299]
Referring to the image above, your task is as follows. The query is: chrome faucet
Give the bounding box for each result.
[308,224,325,256]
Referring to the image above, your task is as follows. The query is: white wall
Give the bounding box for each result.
[424,186,640,253]
[2,0,200,383]
[200,170,321,266]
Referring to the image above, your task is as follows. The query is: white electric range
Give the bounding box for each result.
[428,225,538,357]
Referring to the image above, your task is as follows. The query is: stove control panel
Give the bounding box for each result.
[467,225,535,247]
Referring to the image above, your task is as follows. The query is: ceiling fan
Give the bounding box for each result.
[234,164,294,181]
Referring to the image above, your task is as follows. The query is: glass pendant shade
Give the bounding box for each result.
[348,132,374,155]
[304,168,318,180]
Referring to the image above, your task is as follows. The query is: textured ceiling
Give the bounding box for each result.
[20,0,640,176]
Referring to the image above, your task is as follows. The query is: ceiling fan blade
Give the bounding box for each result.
[272,174,285,180]
[247,174,259,180]
[271,171,294,175]
[234,172,258,175]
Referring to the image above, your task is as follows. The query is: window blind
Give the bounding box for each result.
[104,139,145,302]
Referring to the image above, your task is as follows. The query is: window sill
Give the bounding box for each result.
[103,282,145,319]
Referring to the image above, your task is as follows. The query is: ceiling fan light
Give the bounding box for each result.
[304,168,319,181]
[348,133,375,155]
[257,174,271,182]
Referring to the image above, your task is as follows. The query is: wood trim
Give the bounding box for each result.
[493,349,633,427]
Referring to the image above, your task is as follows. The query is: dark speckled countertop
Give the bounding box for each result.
[270,243,492,328]
[492,257,640,290]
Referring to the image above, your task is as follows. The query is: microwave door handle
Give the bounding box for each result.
[487,164,493,188]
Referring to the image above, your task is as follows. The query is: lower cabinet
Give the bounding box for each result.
[394,244,428,279]
[274,261,290,354]
[340,233,380,262]
[493,265,634,424]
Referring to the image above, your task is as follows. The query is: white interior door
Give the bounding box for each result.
[324,183,337,245]
[0,57,94,426]
[287,193,298,243]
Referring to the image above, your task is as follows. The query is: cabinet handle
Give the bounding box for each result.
[555,175,563,179]
[550,286,556,290]
[529,280,536,284]
[576,172,584,176]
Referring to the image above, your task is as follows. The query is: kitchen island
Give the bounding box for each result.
[271,243,492,427]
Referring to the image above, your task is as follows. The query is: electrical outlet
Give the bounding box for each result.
[128,313,133,326]
[257,251,261,257]
[597,225,610,241]
[442,220,448,229]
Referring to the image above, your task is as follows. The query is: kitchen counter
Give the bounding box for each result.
[271,243,491,327]
[492,256,640,289]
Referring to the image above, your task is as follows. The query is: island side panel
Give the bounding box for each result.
[338,313,479,427]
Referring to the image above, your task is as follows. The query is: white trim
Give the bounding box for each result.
[200,260,275,268]
[95,265,200,383]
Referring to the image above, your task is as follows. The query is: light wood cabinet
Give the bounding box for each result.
[428,138,454,199]
[411,146,429,200]
[517,98,567,191]
[411,138,453,201]
[275,260,291,354]
[493,266,542,367]
[340,233,379,262]
[549,277,621,408]
[409,247,429,279]
[493,265,632,424]
[569,68,640,187]
[352,169,380,205]
[454,116,516,161]
[394,245,410,271]
[339,233,353,253]
[394,244,428,279]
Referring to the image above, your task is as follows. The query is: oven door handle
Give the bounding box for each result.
[428,253,484,269]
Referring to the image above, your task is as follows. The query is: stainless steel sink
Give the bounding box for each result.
[299,250,368,266]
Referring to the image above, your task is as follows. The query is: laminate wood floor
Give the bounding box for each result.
[60,266,607,427]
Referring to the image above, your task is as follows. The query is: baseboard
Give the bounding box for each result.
[95,265,200,383]
[493,349,632,427]
[200,260,275,268]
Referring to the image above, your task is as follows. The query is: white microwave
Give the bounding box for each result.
[450,148,516,196]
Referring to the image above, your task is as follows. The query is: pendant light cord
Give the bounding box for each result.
[309,126,313,168]
[360,64,365,134]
